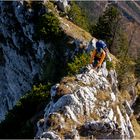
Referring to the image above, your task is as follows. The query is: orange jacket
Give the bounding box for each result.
[90,49,106,68]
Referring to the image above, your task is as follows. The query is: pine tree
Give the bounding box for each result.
[91,5,121,53]
[68,1,90,32]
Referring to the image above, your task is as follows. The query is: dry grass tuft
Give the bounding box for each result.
[61,76,76,84]
[47,114,62,132]
[53,84,71,101]
[57,117,77,139]
[90,112,100,121]
[57,84,71,95]
[136,83,140,95]
[96,90,111,101]
[118,90,131,102]
[131,115,140,139]
[59,17,92,41]
[25,0,33,7]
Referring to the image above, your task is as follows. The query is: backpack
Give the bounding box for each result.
[95,47,104,58]
[96,40,107,52]
[96,40,110,60]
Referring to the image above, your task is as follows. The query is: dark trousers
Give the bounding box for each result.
[92,57,100,68]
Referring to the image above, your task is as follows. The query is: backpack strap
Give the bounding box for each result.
[96,48,104,58]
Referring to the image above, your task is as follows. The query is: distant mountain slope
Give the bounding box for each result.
[118,1,140,23]
[117,1,140,58]
[77,1,140,24]
[76,1,140,58]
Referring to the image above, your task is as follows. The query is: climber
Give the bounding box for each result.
[96,40,112,61]
[90,40,111,69]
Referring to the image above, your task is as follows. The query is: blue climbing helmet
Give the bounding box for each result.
[96,40,107,52]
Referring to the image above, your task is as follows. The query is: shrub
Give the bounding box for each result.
[0,83,51,138]
[36,12,62,41]
[114,32,135,90]
[106,60,114,70]
[116,57,135,90]
[68,1,90,32]
[67,53,90,75]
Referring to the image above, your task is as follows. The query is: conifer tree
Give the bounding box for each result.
[91,5,121,53]
[68,1,90,32]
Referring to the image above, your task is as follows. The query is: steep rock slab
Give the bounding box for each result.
[0,1,48,120]
[36,66,135,139]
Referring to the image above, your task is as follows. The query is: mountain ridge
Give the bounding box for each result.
[36,65,135,139]
[0,0,140,139]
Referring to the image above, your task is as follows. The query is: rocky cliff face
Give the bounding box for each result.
[0,0,93,121]
[36,65,135,139]
[0,1,46,120]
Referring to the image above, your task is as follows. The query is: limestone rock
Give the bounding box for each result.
[0,0,92,121]
[36,66,135,139]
